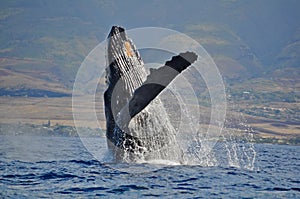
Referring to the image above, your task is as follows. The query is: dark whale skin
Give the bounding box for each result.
[104,26,197,159]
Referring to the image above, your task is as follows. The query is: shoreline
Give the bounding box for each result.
[0,123,104,137]
[1,122,299,146]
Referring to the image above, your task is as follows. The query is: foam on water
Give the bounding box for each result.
[137,159,182,166]
[116,76,256,170]
[107,52,256,169]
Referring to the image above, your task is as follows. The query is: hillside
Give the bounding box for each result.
[0,0,299,142]
[0,0,299,86]
[0,57,71,97]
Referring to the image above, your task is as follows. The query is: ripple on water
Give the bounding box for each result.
[1,136,300,198]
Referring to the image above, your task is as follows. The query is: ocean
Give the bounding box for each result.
[1,135,299,198]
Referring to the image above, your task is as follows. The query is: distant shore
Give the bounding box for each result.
[0,123,103,137]
[0,95,299,145]
[1,122,299,146]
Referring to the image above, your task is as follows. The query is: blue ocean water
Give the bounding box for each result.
[1,135,299,198]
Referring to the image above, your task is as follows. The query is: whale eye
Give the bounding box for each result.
[124,41,133,57]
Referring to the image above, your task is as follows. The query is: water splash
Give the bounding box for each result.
[105,27,255,169]
[73,26,256,172]
[117,64,184,163]
[117,71,256,170]
[180,97,257,170]
[219,113,257,170]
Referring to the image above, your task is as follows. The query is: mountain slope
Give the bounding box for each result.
[0,0,299,87]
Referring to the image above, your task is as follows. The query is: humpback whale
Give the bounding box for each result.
[104,26,197,161]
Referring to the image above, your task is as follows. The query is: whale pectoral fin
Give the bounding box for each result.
[128,51,198,119]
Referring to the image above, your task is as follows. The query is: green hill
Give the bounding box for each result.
[0,0,299,95]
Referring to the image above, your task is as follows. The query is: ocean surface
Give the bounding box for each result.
[1,134,299,198]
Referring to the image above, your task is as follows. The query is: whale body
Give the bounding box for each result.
[104,26,197,161]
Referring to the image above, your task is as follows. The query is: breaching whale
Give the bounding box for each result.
[104,26,197,161]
